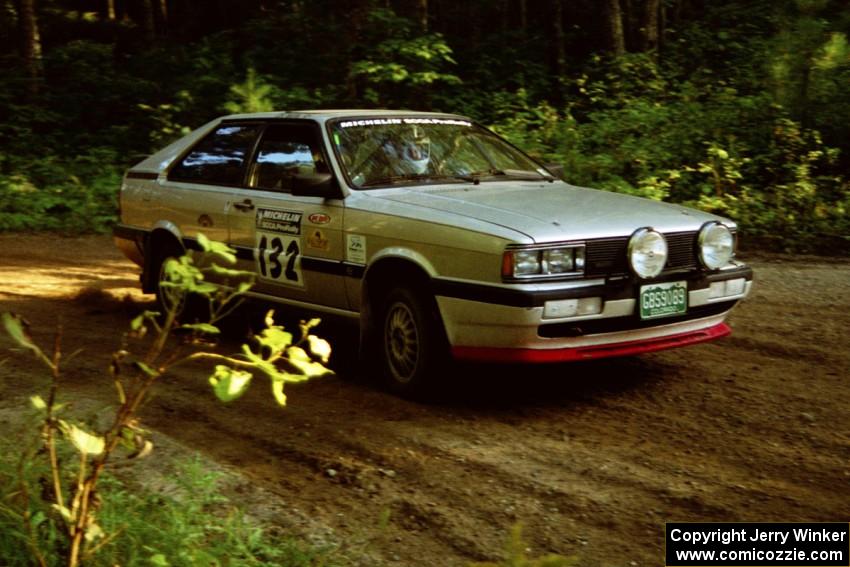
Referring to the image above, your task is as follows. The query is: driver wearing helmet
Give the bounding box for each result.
[381,126,431,175]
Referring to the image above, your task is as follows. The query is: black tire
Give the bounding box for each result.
[150,245,205,323]
[378,286,448,398]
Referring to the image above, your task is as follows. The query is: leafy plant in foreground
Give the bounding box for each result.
[0,236,333,566]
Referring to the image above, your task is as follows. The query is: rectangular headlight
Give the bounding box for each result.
[513,250,541,276]
[503,245,585,279]
[543,248,573,273]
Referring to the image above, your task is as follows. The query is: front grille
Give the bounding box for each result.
[585,237,628,276]
[585,231,698,276]
[665,231,698,271]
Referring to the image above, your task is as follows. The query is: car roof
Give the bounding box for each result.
[221,109,473,123]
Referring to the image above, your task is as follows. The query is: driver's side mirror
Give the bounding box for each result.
[291,172,342,199]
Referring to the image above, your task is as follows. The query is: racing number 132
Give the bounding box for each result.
[257,234,301,284]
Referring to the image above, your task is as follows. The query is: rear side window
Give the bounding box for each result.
[169,124,262,185]
[247,123,328,192]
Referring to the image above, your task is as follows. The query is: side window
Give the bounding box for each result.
[169,124,261,185]
[247,124,327,192]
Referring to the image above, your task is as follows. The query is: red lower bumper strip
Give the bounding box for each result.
[452,322,731,363]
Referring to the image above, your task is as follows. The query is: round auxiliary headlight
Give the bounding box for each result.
[698,222,734,270]
[628,228,668,279]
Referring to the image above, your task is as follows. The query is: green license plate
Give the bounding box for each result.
[639,281,688,320]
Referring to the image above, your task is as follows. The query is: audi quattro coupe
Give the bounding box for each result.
[114,110,752,396]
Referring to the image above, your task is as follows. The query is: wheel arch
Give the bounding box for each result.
[358,254,444,361]
[142,224,185,293]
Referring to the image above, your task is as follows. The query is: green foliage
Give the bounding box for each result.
[0,451,334,566]
[223,68,278,114]
[488,51,849,250]
[0,238,332,565]
[0,149,121,233]
[0,0,848,250]
[350,8,461,107]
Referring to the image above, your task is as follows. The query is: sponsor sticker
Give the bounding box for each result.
[255,232,303,287]
[346,234,366,264]
[307,229,330,251]
[308,212,331,225]
[338,118,472,129]
[256,208,302,236]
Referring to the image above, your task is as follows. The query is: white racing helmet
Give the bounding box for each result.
[384,126,431,174]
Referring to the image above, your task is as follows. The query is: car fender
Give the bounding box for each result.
[141,221,186,293]
[365,246,439,280]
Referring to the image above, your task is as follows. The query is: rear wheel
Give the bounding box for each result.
[379,286,447,398]
[150,244,204,323]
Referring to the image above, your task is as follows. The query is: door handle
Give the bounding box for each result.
[233,199,254,212]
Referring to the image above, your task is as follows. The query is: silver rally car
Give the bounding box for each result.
[114,109,752,395]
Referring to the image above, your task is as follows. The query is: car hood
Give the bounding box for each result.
[373,181,729,243]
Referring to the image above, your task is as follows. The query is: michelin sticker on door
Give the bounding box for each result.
[346,234,366,264]
[254,208,304,287]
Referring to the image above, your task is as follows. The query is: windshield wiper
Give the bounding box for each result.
[501,168,555,181]
[458,168,555,184]
[359,173,471,188]
[359,169,555,188]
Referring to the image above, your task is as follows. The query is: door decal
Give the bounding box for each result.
[254,208,304,286]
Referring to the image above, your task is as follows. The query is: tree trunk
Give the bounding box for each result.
[138,0,156,41]
[16,0,42,92]
[553,0,566,76]
[416,0,428,33]
[603,0,626,55]
[639,0,660,53]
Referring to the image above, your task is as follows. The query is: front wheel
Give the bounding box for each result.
[379,286,447,398]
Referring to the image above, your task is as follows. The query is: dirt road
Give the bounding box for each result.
[1,234,848,566]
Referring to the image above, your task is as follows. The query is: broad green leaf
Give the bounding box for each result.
[130,313,145,331]
[306,335,331,363]
[178,323,221,335]
[236,281,253,294]
[1,312,44,357]
[30,395,46,410]
[187,281,218,294]
[256,327,293,352]
[206,264,254,278]
[196,234,237,265]
[66,424,105,456]
[130,310,160,331]
[271,378,287,406]
[286,346,332,377]
[196,232,212,252]
[149,553,170,566]
[209,365,253,402]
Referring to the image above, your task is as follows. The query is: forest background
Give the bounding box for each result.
[1,0,849,251]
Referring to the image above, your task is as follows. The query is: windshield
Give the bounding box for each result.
[329,117,551,188]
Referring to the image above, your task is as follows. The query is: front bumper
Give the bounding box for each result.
[434,264,752,362]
